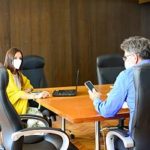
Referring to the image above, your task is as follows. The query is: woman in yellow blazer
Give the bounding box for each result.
[4,48,50,115]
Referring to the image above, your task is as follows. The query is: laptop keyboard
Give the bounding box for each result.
[52,90,76,97]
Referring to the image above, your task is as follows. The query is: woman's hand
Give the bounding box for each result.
[40,91,50,98]
[34,91,50,99]
[24,88,33,93]
[21,90,50,100]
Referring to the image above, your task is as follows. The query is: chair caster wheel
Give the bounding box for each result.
[70,134,75,139]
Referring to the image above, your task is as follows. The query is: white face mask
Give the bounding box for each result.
[124,60,135,69]
[13,59,22,69]
[123,52,137,69]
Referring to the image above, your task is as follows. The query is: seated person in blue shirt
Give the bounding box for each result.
[88,36,150,150]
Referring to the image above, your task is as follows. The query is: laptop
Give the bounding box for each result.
[52,70,79,97]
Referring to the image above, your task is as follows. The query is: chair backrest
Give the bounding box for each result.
[96,54,125,84]
[0,66,23,150]
[131,64,150,149]
[21,55,48,88]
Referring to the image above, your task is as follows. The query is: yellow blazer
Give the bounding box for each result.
[6,69,33,115]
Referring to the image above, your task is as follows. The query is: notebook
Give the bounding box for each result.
[52,70,79,97]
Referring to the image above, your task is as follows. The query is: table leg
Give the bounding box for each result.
[61,117,66,131]
[95,121,100,150]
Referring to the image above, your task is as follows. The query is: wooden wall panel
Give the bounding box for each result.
[139,0,150,4]
[44,0,72,86]
[0,0,150,87]
[0,0,10,62]
[70,0,146,85]
[9,0,31,52]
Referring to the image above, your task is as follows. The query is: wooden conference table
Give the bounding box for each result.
[36,84,129,150]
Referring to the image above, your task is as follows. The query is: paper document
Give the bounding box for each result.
[122,102,128,108]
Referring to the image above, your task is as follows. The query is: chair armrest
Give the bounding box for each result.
[20,114,49,127]
[11,128,69,150]
[106,130,134,150]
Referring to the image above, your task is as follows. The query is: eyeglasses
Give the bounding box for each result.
[122,54,134,61]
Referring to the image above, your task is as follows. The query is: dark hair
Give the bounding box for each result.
[4,48,24,86]
[138,46,150,59]
[4,48,23,72]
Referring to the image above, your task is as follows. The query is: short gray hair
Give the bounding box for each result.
[121,36,150,53]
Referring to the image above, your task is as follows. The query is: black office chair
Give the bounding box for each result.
[96,54,126,149]
[0,66,78,150]
[106,64,150,150]
[97,54,126,126]
[97,54,125,84]
[21,55,56,125]
[21,55,48,88]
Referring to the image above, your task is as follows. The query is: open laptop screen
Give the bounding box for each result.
[52,69,79,97]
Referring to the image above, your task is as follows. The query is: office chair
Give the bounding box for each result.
[96,54,126,127]
[21,55,56,126]
[96,54,126,149]
[97,54,125,84]
[106,64,150,150]
[21,55,47,88]
[0,66,78,150]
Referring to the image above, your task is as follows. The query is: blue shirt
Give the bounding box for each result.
[93,59,150,134]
